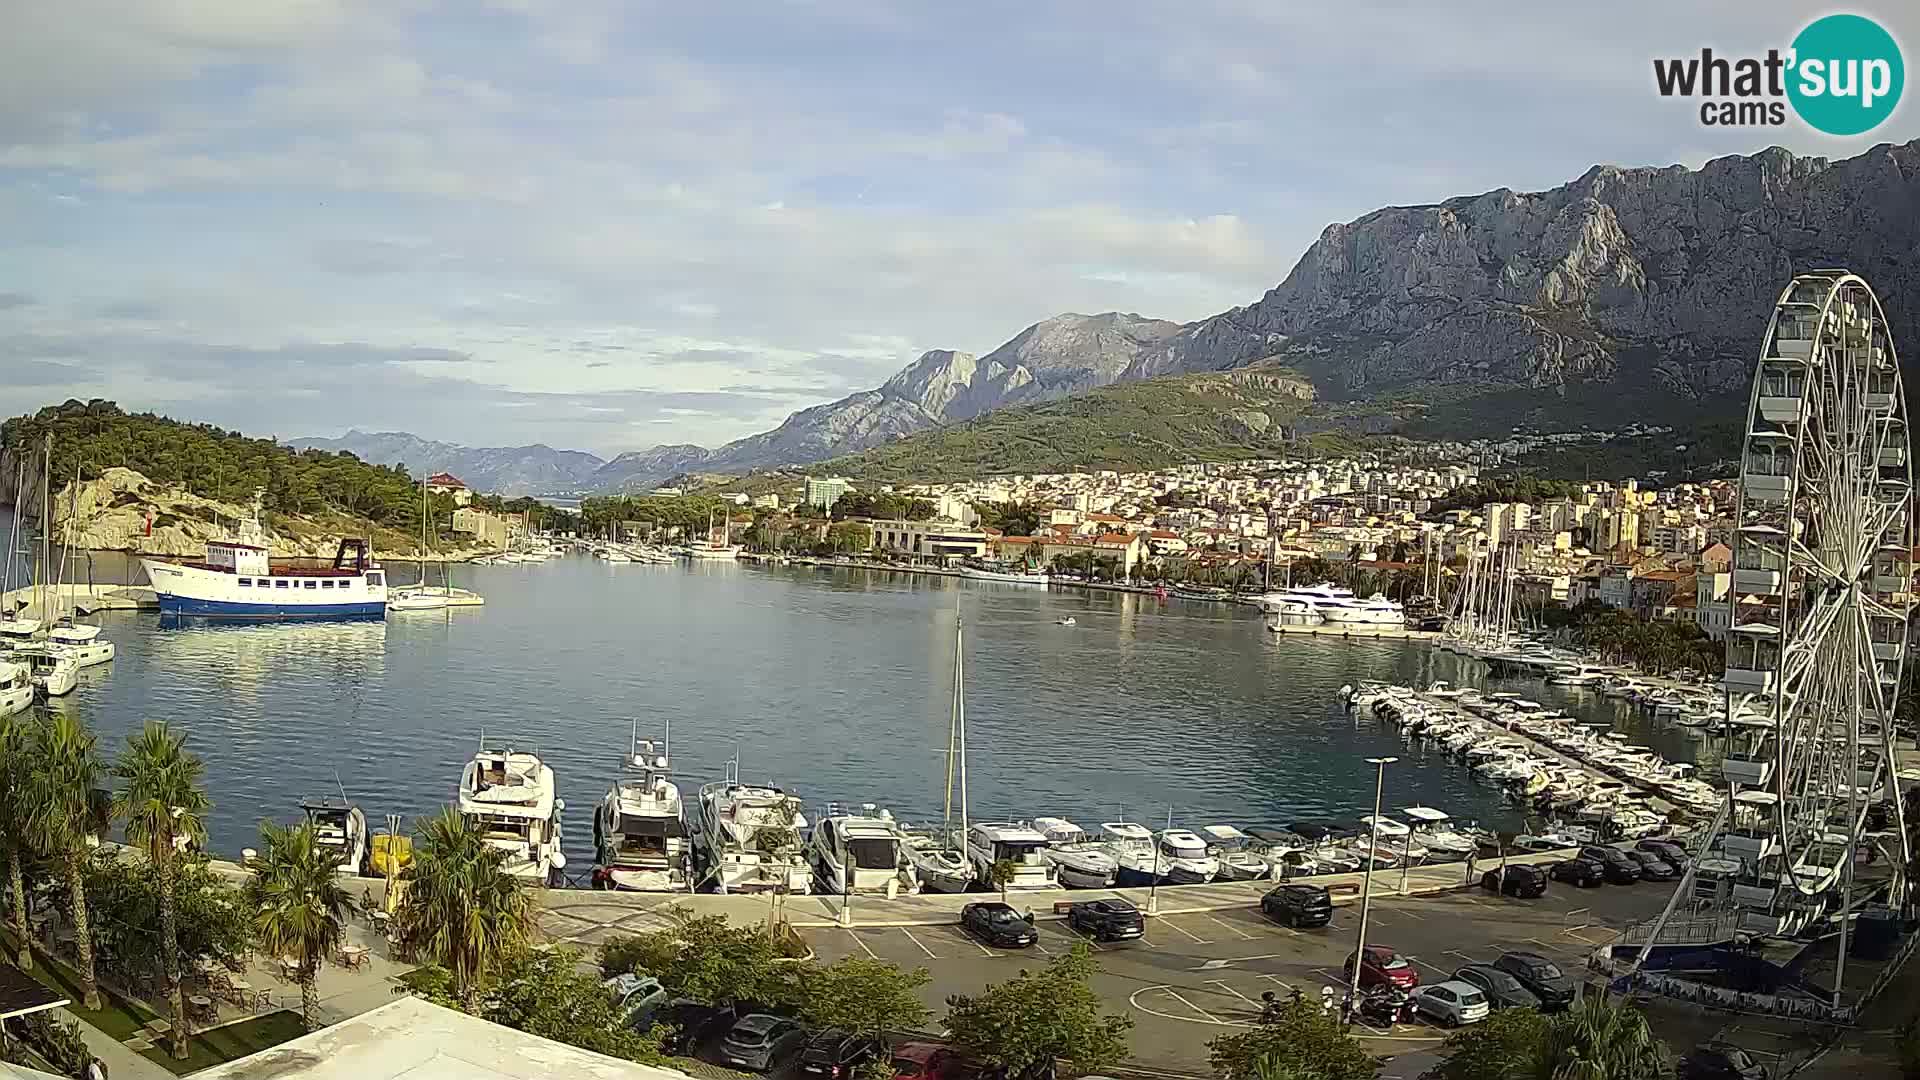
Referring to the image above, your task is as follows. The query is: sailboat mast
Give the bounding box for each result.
[956,615,969,842]
[942,617,960,835]
[38,433,50,624]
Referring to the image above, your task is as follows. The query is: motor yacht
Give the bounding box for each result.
[1028,817,1117,888]
[1200,825,1272,880]
[594,731,689,892]
[14,646,78,697]
[1356,816,1429,863]
[1111,826,1219,885]
[0,661,32,717]
[1400,806,1477,859]
[46,622,114,668]
[809,804,918,895]
[458,743,567,885]
[301,798,369,875]
[965,822,1058,890]
[692,766,811,894]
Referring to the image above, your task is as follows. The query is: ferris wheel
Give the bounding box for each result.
[1681,270,1915,985]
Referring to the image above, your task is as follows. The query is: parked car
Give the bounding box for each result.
[1068,898,1144,941]
[1491,951,1574,1011]
[657,1000,741,1055]
[1625,849,1680,881]
[715,1014,809,1072]
[1452,964,1541,1010]
[1344,944,1420,991]
[1679,1043,1767,1080]
[1410,980,1491,1026]
[603,973,668,1031]
[960,902,1038,948]
[1581,846,1643,884]
[1636,838,1690,868]
[891,1043,969,1080]
[799,1029,885,1079]
[1261,884,1334,928]
[1480,864,1549,898]
[1549,857,1606,887]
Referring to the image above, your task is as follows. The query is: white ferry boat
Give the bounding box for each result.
[959,564,1049,586]
[140,496,386,619]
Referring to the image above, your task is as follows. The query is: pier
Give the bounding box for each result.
[1269,623,1438,640]
[1,582,158,616]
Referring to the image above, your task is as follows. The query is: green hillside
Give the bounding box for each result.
[1,399,430,529]
[815,366,1327,483]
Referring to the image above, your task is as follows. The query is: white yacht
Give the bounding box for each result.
[683,540,742,561]
[1258,582,1354,626]
[594,731,689,892]
[0,660,32,717]
[1400,806,1477,859]
[458,744,567,885]
[908,615,977,895]
[965,821,1058,890]
[692,766,812,894]
[809,805,918,896]
[1200,825,1271,881]
[16,646,78,697]
[1028,817,1118,888]
[46,622,114,667]
[904,830,972,894]
[1098,821,1157,882]
[0,617,42,649]
[301,798,369,875]
[1320,593,1406,627]
[958,564,1049,586]
[1113,828,1219,885]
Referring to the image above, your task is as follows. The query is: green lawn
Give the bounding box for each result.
[4,931,304,1074]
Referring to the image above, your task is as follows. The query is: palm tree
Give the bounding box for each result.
[244,822,356,1030]
[113,721,210,1060]
[25,714,109,1010]
[393,808,533,1007]
[0,711,34,970]
[1531,994,1668,1080]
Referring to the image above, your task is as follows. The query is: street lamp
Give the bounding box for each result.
[1348,756,1397,1017]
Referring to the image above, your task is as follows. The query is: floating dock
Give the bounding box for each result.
[2,583,159,615]
[1269,623,1438,640]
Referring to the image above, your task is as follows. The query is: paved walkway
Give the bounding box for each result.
[62,1010,172,1080]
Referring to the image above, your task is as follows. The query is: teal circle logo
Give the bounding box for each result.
[1788,14,1903,135]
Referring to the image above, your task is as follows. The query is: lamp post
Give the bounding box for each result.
[1348,756,1397,1018]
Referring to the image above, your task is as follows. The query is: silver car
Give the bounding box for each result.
[1411,980,1491,1026]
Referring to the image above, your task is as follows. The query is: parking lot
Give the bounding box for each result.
[795,880,1673,1074]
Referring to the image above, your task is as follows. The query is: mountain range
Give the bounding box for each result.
[298,139,1920,493]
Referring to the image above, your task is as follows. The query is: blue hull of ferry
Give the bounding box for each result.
[156,595,385,620]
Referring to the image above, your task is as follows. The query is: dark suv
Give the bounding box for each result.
[1549,857,1606,887]
[1492,950,1574,1010]
[1067,898,1144,942]
[1261,884,1333,928]
[799,1029,884,1079]
[1580,846,1643,884]
[1636,838,1689,868]
[1481,864,1548,898]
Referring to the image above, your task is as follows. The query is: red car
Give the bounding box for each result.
[892,1044,967,1080]
[1344,945,1420,991]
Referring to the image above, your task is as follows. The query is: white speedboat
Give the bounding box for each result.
[301,798,369,875]
[692,765,812,894]
[594,731,689,892]
[965,822,1059,890]
[1057,617,1076,627]
[1356,815,1429,863]
[1401,806,1478,859]
[1029,817,1118,888]
[1200,825,1271,881]
[1112,826,1218,885]
[809,805,918,895]
[0,660,33,716]
[458,744,567,885]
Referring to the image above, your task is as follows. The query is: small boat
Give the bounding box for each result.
[809,804,918,896]
[966,822,1059,890]
[904,831,972,894]
[1200,825,1271,881]
[1029,817,1118,888]
[301,797,370,875]
[1057,617,1077,627]
[458,742,567,885]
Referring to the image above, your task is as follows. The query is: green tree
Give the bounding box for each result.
[112,721,211,1059]
[944,944,1131,1077]
[392,808,535,1007]
[799,956,932,1040]
[243,822,357,1029]
[25,714,110,1010]
[79,850,252,995]
[409,947,668,1064]
[1208,997,1376,1080]
[1531,994,1669,1080]
[0,711,34,970]
[988,858,1018,902]
[599,908,799,1008]
[1420,1007,1549,1080]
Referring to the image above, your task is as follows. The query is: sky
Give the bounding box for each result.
[2,1,1916,458]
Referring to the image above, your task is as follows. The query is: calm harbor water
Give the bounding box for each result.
[10,541,1717,879]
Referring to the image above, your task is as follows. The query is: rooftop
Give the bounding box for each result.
[192,997,691,1080]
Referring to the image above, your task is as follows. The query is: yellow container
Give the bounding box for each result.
[371,833,414,880]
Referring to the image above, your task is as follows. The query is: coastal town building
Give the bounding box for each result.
[806,476,852,511]
[450,506,523,549]
[426,472,471,507]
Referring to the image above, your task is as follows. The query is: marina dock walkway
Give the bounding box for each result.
[2,583,157,615]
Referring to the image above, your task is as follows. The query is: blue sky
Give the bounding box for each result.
[2,1,1915,456]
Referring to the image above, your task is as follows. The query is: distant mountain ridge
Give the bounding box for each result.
[286,431,606,496]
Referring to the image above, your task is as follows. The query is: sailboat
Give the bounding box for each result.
[683,509,741,560]
[904,614,974,894]
[44,461,113,667]
[389,478,449,612]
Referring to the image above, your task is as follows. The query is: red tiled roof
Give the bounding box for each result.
[1094,533,1133,546]
[1148,530,1182,539]
[426,472,467,488]
[1087,512,1124,522]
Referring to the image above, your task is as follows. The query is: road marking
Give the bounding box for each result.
[1408,955,1451,978]
[1445,949,1482,966]
[1388,906,1427,921]
[900,929,937,959]
[1126,983,1444,1043]
[1157,918,1211,945]
[1127,985,1247,1028]
[946,928,996,958]
[1199,913,1255,941]
[1034,941,1055,956]
[1160,988,1223,1024]
[845,930,879,960]
[1526,937,1565,955]
[1208,980,1261,1006]
[1311,968,1346,988]
[1198,959,1232,971]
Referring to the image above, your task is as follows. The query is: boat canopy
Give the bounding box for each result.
[1245,826,1306,844]
[1400,806,1452,824]
[1288,821,1351,840]
[1099,821,1153,842]
[1200,825,1247,842]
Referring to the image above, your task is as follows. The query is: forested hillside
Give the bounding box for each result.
[1,400,428,529]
